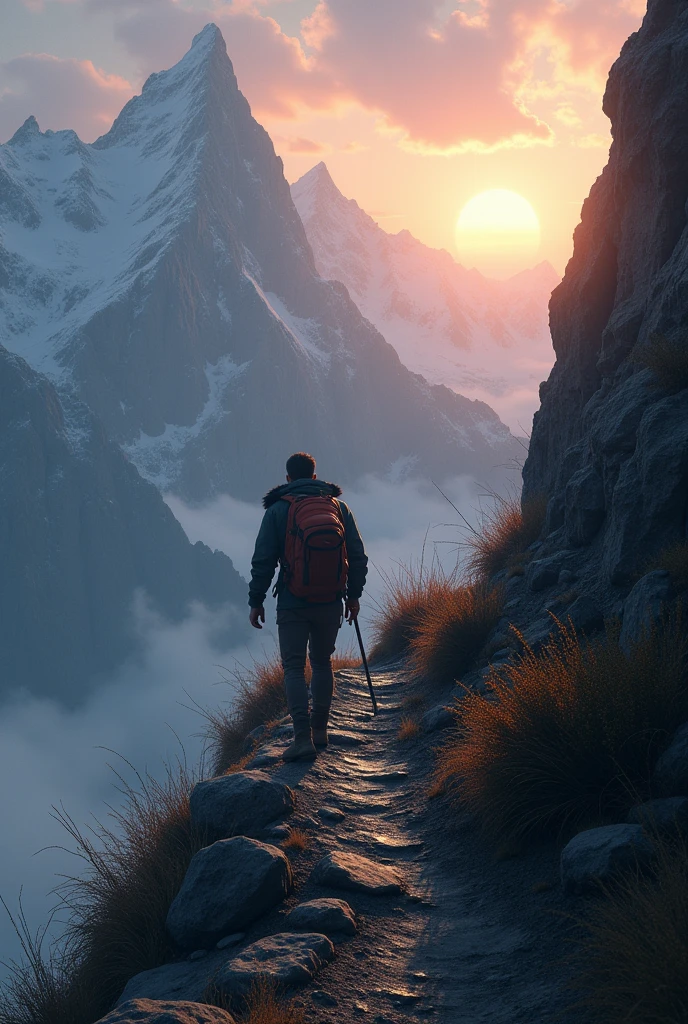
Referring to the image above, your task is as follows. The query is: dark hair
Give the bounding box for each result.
[286,452,316,480]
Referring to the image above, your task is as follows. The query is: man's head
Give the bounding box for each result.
[286,452,316,482]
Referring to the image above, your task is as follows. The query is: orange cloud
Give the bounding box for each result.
[0,54,133,142]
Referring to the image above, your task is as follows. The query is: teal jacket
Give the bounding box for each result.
[248,479,368,609]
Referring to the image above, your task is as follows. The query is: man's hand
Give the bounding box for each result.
[345,598,360,623]
[249,606,265,629]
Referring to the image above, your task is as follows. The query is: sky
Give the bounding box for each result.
[0,0,646,276]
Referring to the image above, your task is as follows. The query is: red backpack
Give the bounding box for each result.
[281,494,349,603]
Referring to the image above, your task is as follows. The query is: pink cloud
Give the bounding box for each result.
[0,53,133,142]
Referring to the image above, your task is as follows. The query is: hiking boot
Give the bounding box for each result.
[283,726,317,762]
[311,708,330,749]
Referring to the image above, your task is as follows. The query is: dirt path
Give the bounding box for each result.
[258,665,580,1024]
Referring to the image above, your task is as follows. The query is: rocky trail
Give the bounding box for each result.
[120,666,581,1023]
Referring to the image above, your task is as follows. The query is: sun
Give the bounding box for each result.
[455,189,541,278]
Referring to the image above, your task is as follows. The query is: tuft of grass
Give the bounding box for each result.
[410,583,504,686]
[206,652,358,775]
[281,829,309,853]
[575,839,688,1024]
[648,539,688,592]
[427,779,446,800]
[369,560,459,662]
[208,979,306,1024]
[633,332,688,393]
[467,494,547,581]
[435,614,688,842]
[0,762,208,1024]
[397,717,421,741]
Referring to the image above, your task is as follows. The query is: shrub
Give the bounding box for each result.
[410,583,504,686]
[370,560,461,662]
[281,829,309,853]
[435,615,688,841]
[208,980,305,1024]
[576,839,688,1024]
[397,717,421,741]
[467,494,547,581]
[632,332,688,393]
[205,651,359,775]
[0,763,207,1024]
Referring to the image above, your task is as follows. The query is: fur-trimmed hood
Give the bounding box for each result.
[262,478,343,509]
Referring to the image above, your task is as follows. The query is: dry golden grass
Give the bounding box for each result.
[0,763,208,1024]
[427,779,446,800]
[281,829,309,853]
[397,717,421,741]
[633,332,688,393]
[467,494,547,581]
[410,583,503,686]
[435,615,688,841]
[576,839,688,1023]
[369,560,458,662]
[206,651,358,775]
[207,979,306,1024]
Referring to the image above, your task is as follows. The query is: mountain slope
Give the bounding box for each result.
[0,344,245,701]
[0,26,520,501]
[291,162,559,433]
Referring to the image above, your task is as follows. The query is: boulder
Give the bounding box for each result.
[311,851,405,896]
[560,825,654,894]
[627,796,688,834]
[619,571,672,654]
[117,956,228,1005]
[317,806,345,823]
[566,595,604,635]
[564,467,606,547]
[653,722,688,797]
[214,933,335,1000]
[421,704,455,733]
[189,771,295,837]
[100,1000,235,1024]
[166,837,292,949]
[286,898,357,937]
[526,555,568,593]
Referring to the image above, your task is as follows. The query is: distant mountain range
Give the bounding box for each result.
[0,25,521,503]
[292,163,559,433]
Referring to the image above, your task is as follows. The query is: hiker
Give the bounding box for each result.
[249,452,368,761]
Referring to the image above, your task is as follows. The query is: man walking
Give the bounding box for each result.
[249,452,368,761]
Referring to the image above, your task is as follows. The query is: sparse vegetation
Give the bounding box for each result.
[435,615,688,841]
[397,717,421,741]
[370,560,459,662]
[281,829,309,853]
[576,838,688,1024]
[467,494,547,581]
[410,582,504,686]
[632,332,688,393]
[205,651,358,775]
[0,763,208,1024]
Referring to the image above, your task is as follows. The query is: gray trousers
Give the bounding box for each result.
[277,602,343,728]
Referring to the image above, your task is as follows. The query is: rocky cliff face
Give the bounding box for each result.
[292,162,558,432]
[518,0,688,621]
[0,26,520,502]
[0,344,245,701]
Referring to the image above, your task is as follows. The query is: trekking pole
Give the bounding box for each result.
[353,616,378,715]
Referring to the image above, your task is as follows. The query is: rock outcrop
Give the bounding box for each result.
[508,0,688,640]
[0,345,245,700]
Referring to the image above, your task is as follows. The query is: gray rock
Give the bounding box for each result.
[421,704,455,733]
[311,851,405,896]
[526,554,568,593]
[187,951,207,962]
[653,722,688,797]
[558,569,577,585]
[242,725,267,753]
[99,999,236,1024]
[566,595,604,635]
[189,771,295,837]
[286,898,357,937]
[560,825,654,894]
[117,954,228,1005]
[619,571,672,653]
[214,933,335,1000]
[318,806,345,823]
[166,837,292,949]
[565,466,606,547]
[216,934,244,950]
[627,796,688,834]
[262,823,292,841]
[311,991,339,1007]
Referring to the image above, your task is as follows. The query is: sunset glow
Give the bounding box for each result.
[455,190,541,277]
